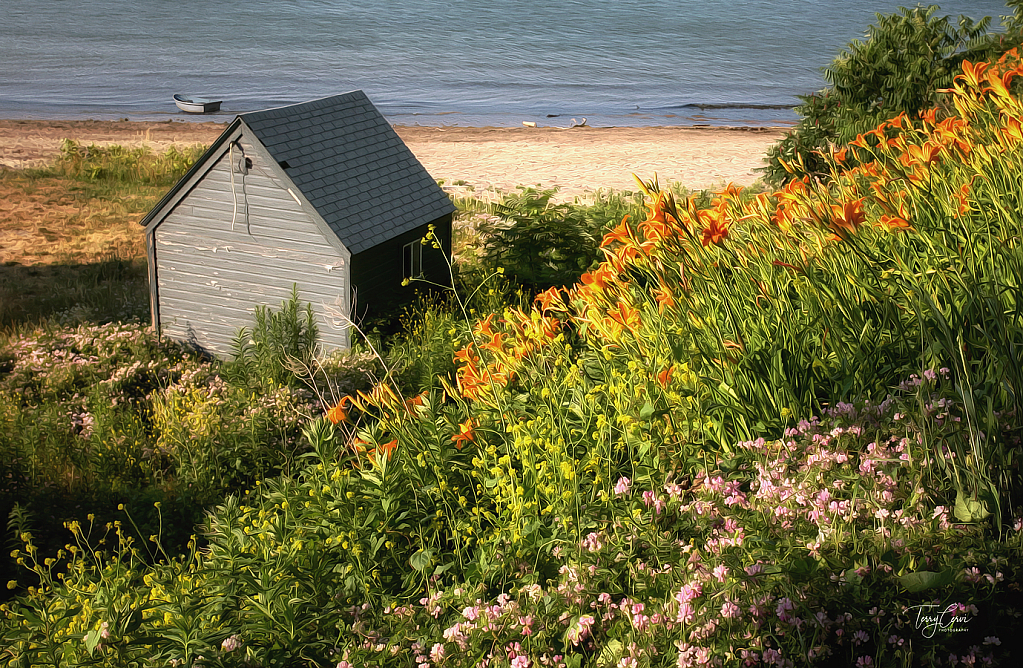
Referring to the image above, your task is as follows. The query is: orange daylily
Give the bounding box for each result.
[953,138,973,157]
[404,392,426,412]
[699,202,730,247]
[909,170,930,187]
[905,141,942,166]
[879,215,912,231]
[455,368,484,401]
[601,216,634,248]
[701,217,729,246]
[1002,115,1023,146]
[958,60,989,88]
[952,180,973,216]
[850,133,871,149]
[647,190,681,228]
[984,68,1012,99]
[828,198,866,237]
[369,438,398,464]
[656,366,674,388]
[326,396,352,424]
[580,265,616,292]
[639,216,673,244]
[772,202,798,230]
[535,286,565,312]
[719,182,744,199]
[454,344,479,366]
[452,419,476,450]
[351,437,371,458]
[865,127,887,143]
[607,301,642,334]
[480,329,505,353]
[652,281,676,311]
[478,313,496,337]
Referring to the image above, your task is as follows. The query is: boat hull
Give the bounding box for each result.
[174,95,222,113]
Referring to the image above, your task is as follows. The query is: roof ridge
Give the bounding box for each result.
[236,91,454,254]
[238,90,369,123]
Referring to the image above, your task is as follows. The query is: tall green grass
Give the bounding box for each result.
[47,139,206,188]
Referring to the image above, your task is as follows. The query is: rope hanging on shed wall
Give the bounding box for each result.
[228,141,254,239]
[229,142,238,231]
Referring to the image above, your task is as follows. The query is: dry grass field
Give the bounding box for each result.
[0,167,158,327]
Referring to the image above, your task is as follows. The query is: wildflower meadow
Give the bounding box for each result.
[3,36,1023,668]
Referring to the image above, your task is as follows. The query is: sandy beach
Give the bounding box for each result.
[0,120,786,200]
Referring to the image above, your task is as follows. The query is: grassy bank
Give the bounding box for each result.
[1,49,1022,668]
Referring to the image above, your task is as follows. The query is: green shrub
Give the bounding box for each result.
[225,287,318,392]
[762,3,1021,185]
[472,188,641,292]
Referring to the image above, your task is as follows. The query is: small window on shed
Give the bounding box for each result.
[403,240,423,280]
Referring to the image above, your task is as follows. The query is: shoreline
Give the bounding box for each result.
[0,103,799,131]
[0,119,787,200]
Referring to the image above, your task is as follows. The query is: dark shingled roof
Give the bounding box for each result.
[239,91,455,255]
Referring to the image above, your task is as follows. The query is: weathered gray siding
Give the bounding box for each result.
[154,135,351,357]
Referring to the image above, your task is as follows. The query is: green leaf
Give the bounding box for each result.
[899,570,954,592]
[954,489,990,523]
[85,628,102,654]
[410,548,434,573]
[639,400,655,421]
[789,556,819,578]
[598,639,624,665]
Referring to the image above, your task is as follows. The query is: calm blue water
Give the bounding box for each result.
[0,0,1012,127]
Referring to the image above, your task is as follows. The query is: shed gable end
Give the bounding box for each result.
[153,139,352,357]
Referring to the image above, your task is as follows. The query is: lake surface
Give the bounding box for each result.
[0,0,1012,127]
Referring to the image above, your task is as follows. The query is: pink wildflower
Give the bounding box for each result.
[582,532,604,552]
[721,600,741,619]
[566,615,595,646]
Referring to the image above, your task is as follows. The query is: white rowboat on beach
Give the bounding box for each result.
[173,94,222,114]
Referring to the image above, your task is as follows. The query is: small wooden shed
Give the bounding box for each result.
[140,91,455,357]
